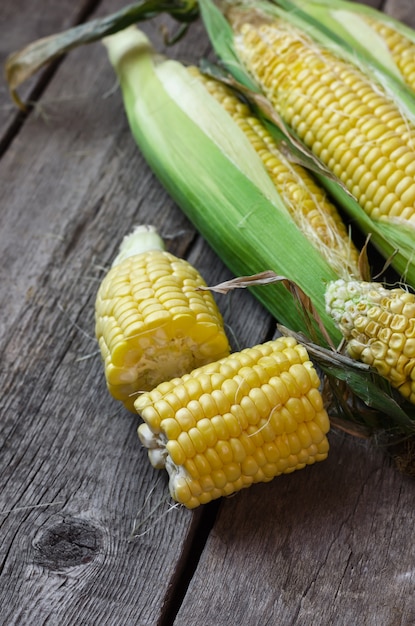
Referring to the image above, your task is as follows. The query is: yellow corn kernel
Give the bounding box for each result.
[326,279,415,403]
[136,336,329,508]
[233,17,415,229]
[95,225,230,411]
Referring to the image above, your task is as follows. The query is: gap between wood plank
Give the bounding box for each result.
[0,0,103,158]
[157,500,222,626]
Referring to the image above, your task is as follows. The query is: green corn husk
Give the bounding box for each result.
[198,0,415,288]
[103,26,347,345]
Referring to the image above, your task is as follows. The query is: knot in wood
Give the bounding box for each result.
[32,517,103,570]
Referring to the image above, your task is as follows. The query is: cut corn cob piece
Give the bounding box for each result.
[95,225,230,411]
[326,278,415,404]
[187,65,361,279]
[136,335,330,508]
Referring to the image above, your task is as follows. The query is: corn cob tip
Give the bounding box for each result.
[111,224,165,267]
[325,278,391,332]
[326,278,415,404]
[136,336,330,508]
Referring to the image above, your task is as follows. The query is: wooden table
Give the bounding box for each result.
[1,1,415,624]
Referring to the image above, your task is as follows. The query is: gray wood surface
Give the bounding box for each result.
[0,0,100,150]
[1,1,414,625]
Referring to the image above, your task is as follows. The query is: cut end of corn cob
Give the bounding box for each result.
[95,226,230,411]
[326,278,415,404]
[136,336,330,508]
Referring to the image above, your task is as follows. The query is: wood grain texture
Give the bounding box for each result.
[1,1,415,625]
[0,2,270,624]
[0,0,102,151]
[174,435,415,626]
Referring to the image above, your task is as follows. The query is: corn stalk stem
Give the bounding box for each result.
[5,0,199,110]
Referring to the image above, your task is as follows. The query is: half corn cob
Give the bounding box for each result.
[199,0,415,287]
[136,335,330,508]
[95,225,230,411]
[326,279,415,405]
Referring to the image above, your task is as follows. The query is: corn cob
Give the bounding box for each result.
[197,0,415,288]
[136,335,330,508]
[230,14,415,230]
[326,279,415,404]
[95,225,230,411]
[187,65,361,279]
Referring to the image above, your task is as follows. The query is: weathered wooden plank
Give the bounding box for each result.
[174,436,415,626]
[383,0,415,24]
[0,2,272,625]
[2,0,415,624]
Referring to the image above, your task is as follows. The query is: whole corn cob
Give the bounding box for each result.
[326,279,415,404]
[95,225,230,411]
[199,0,415,286]
[136,335,330,508]
[231,15,415,228]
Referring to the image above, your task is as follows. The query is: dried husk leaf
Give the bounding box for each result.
[5,0,199,109]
